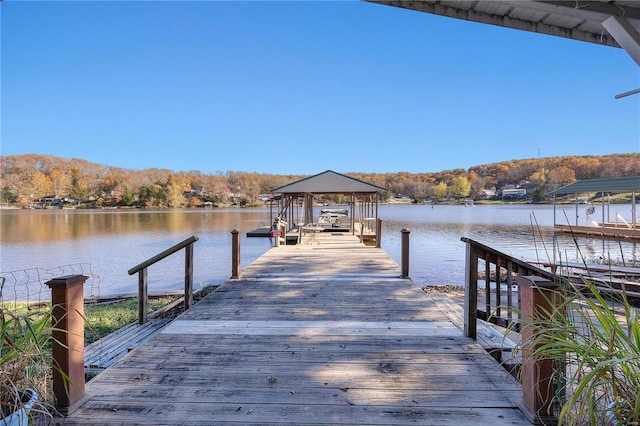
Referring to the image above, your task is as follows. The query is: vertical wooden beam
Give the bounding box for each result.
[517,276,559,425]
[184,242,194,310]
[495,258,502,319]
[633,191,637,229]
[351,193,356,235]
[138,268,148,325]
[231,229,240,279]
[485,255,491,318]
[464,241,478,339]
[376,218,382,248]
[506,260,513,323]
[46,274,88,415]
[401,228,410,278]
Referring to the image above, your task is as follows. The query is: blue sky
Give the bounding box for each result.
[2,1,639,175]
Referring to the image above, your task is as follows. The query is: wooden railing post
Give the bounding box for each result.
[231,229,240,279]
[185,242,194,310]
[128,235,199,325]
[376,218,382,248]
[401,228,410,278]
[517,276,559,425]
[464,241,478,339]
[138,268,148,325]
[46,274,88,415]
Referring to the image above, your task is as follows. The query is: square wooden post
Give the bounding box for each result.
[517,275,559,425]
[463,241,478,339]
[231,229,240,279]
[401,228,410,278]
[46,274,88,415]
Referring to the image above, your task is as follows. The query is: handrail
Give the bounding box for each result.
[128,235,199,324]
[460,237,554,339]
[128,235,198,275]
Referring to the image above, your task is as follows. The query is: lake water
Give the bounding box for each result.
[2,204,639,300]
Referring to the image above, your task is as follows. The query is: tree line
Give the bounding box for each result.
[1,153,639,208]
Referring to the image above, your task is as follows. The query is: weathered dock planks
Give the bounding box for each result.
[60,233,528,425]
[84,318,170,375]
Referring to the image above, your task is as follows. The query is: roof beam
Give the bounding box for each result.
[602,15,640,67]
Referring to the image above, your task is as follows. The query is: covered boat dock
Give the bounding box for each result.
[270,170,388,245]
[551,176,640,240]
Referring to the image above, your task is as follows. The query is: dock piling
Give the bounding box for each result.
[401,228,410,278]
[231,229,240,279]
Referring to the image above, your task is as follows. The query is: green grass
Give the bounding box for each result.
[4,287,217,346]
[84,296,178,345]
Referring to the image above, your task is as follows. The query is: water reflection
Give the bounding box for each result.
[379,204,640,287]
[0,209,274,243]
[2,205,639,296]
[1,209,274,296]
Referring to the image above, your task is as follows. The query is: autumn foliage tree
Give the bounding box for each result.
[1,153,639,208]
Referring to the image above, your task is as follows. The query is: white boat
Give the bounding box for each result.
[317,208,348,228]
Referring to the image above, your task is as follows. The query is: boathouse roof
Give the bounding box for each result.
[551,176,640,195]
[271,170,387,195]
[370,2,640,98]
[370,1,640,50]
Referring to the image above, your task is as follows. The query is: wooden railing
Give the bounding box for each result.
[128,235,198,324]
[460,237,554,339]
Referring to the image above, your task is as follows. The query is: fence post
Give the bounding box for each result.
[46,274,88,415]
[516,275,559,425]
[138,269,148,325]
[231,229,240,279]
[464,241,478,339]
[401,228,410,278]
[184,242,194,310]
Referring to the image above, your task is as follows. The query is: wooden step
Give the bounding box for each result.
[85,319,170,376]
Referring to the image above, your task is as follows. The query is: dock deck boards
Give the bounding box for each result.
[61,233,527,425]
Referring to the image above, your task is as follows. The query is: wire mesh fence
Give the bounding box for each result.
[0,263,100,307]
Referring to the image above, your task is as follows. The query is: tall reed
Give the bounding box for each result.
[521,275,640,425]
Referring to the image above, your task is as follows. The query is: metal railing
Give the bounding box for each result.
[128,235,198,324]
[460,237,554,338]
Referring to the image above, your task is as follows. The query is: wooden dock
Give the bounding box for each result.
[60,233,528,425]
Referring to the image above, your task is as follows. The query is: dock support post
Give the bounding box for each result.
[401,228,410,278]
[46,274,88,415]
[231,229,240,279]
[517,276,559,425]
[376,218,382,248]
[185,242,194,310]
[463,241,478,339]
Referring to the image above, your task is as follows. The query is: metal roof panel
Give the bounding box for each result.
[271,170,388,194]
[551,176,640,194]
[367,1,640,48]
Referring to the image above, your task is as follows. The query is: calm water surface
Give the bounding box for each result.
[2,204,638,298]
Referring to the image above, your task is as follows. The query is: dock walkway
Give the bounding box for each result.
[61,233,527,425]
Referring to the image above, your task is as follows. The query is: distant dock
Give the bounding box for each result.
[61,233,527,425]
[246,226,271,238]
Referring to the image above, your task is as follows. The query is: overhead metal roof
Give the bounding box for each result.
[271,170,388,194]
[368,1,640,72]
[551,176,640,194]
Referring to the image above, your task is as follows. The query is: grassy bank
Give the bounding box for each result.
[83,295,177,344]
[84,285,218,344]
